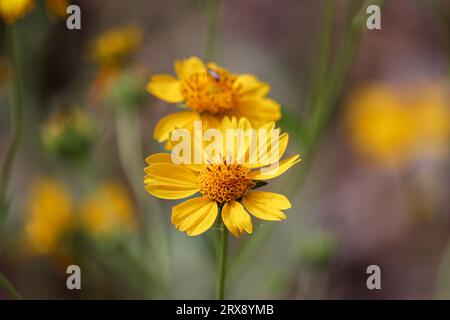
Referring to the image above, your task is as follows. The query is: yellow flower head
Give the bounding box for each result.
[45,0,69,18]
[90,26,142,68]
[147,57,282,144]
[144,117,300,237]
[25,178,73,255]
[345,82,450,166]
[81,182,135,236]
[0,0,34,23]
[346,84,414,165]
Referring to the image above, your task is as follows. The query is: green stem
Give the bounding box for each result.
[114,109,169,294]
[115,110,148,220]
[216,215,227,300]
[205,0,222,61]
[0,24,23,228]
[0,272,23,300]
[307,0,356,144]
[303,0,334,123]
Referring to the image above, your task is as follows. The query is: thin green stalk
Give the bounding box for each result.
[307,0,357,144]
[302,0,334,123]
[216,215,227,300]
[0,25,23,228]
[0,272,23,300]
[115,110,148,223]
[114,109,169,295]
[205,0,222,61]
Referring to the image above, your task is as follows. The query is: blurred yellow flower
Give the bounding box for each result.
[81,182,135,236]
[147,57,282,144]
[41,108,94,161]
[45,0,69,18]
[345,82,450,166]
[25,179,73,255]
[90,26,142,68]
[0,0,34,23]
[144,117,300,237]
[411,82,450,157]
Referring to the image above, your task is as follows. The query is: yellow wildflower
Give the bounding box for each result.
[25,179,73,255]
[410,82,450,158]
[346,84,414,165]
[147,57,282,144]
[0,0,34,23]
[345,82,450,165]
[81,182,135,236]
[144,117,300,237]
[90,26,142,68]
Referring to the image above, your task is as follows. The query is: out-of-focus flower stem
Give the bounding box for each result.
[115,109,169,295]
[216,213,227,300]
[0,272,23,300]
[115,110,148,226]
[308,0,385,145]
[205,0,222,61]
[302,0,334,129]
[0,25,23,231]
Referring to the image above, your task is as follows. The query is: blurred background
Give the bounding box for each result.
[0,0,449,299]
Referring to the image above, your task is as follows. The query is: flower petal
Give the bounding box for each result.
[147,74,183,103]
[144,163,199,199]
[153,111,200,143]
[221,117,253,163]
[172,197,218,236]
[234,97,281,127]
[251,155,301,180]
[234,74,270,97]
[145,153,172,165]
[175,56,206,80]
[200,114,222,130]
[222,201,253,237]
[243,191,291,221]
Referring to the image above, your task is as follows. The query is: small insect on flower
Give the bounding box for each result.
[208,67,221,81]
[0,0,34,24]
[147,57,282,144]
[143,117,301,237]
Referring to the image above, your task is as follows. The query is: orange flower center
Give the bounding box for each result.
[181,67,237,116]
[198,162,254,203]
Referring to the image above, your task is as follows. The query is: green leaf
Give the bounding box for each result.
[251,181,268,189]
